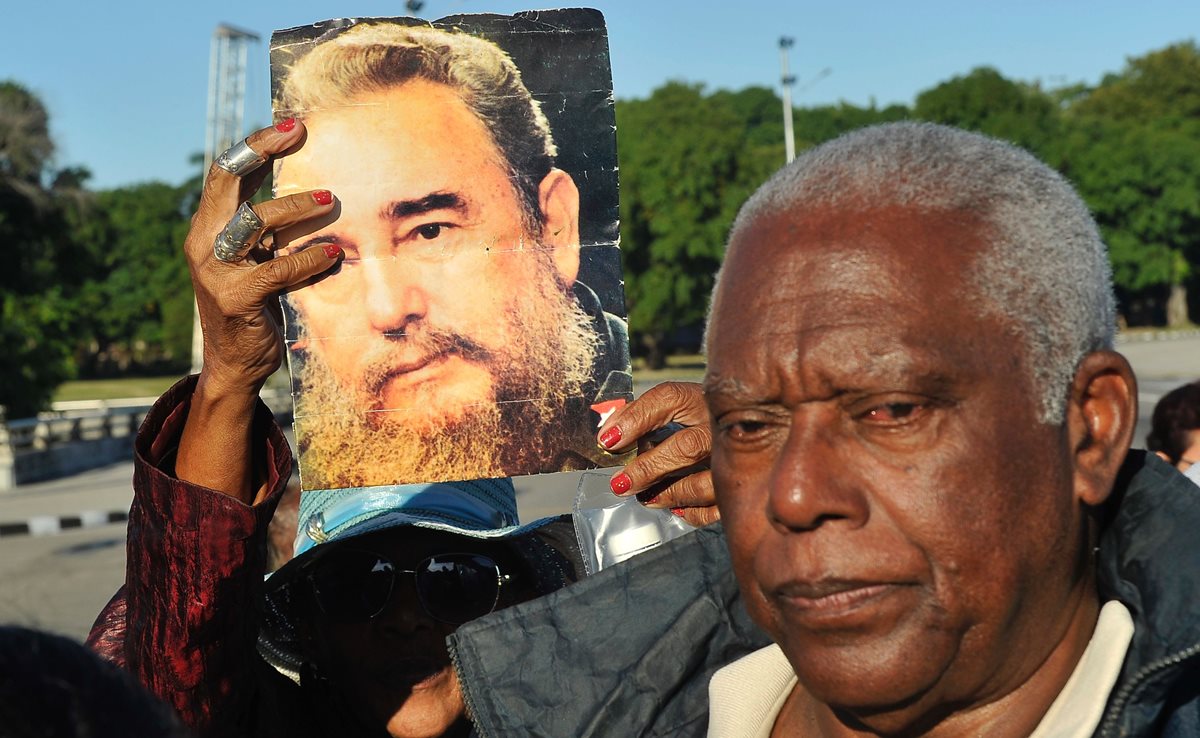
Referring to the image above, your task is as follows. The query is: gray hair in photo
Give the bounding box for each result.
[275,22,557,236]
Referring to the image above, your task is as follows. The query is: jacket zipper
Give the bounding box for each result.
[1096,641,1200,738]
[448,641,490,738]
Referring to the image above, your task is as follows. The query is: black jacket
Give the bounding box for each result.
[452,450,1200,738]
[1094,451,1200,737]
[451,523,770,737]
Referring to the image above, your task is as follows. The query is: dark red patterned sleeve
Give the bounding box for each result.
[87,375,292,734]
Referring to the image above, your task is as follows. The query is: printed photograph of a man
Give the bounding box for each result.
[269,11,631,491]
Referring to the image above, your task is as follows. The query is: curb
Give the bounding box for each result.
[0,510,129,539]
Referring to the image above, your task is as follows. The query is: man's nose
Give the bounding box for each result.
[375,576,435,639]
[362,257,430,334]
[767,409,869,533]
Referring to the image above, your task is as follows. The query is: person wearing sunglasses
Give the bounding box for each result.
[254,480,581,738]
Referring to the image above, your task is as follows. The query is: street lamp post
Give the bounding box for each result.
[779,36,796,164]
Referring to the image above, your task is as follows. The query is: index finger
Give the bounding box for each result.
[193,120,306,237]
[597,381,708,452]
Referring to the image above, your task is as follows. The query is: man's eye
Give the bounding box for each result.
[861,403,922,424]
[720,419,770,442]
[416,223,447,240]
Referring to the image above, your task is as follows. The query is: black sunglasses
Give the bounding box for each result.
[307,549,512,625]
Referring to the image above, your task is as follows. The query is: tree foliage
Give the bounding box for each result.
[616,84,907,365]
[76,183,194,374]
[1061,42,1200,325]
[0,82,90,417]
[5,41,1200,409]
[914,67,1060,158]
[1,81,195,416]
[617,83,780,367]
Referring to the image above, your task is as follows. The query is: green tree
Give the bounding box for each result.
[914,67,1061,160]
[76,182,193,374]
[1073,42,1200,124]
[615,84,907,366]
[0,81,89,416]
[792,100,909,151]
[617,83,782,367]
[1062,42,1200,325]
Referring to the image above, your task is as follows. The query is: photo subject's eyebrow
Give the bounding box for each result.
[384,192,469,220]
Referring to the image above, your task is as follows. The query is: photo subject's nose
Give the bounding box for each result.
[364,259,430,332]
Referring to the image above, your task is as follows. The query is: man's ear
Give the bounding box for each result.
[537,168,580,286]
[1066,350,1137,507]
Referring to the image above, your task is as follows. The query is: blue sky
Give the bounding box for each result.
[8,0,1199,189]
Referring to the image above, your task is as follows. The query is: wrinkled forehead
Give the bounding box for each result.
[708,204,998,359]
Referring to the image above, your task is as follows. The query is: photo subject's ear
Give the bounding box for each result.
[1068,350,1137,507]
[538,168,581,285]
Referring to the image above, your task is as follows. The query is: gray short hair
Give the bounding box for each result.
[275,22,557,235]
[723,122,1115,424]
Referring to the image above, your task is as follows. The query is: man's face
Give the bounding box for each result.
[303,527,535,738]
[276,81,595,486]
[706,205,1093,727]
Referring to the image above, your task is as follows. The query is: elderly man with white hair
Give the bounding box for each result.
[446,122,1200,738]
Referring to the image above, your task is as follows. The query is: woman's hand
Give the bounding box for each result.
[596,381,718,526]
[177,120,342,503]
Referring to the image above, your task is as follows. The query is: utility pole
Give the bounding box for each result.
[779,36,796,164]
[193,24,261,373]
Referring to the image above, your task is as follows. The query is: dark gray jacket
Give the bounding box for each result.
[452,451,1200,738]
[451,523,769,737]
[1094,451,1200,737]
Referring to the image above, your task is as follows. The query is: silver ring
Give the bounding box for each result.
[213,202,266,263]
[213,139,267,177]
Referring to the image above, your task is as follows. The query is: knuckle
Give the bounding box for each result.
[672,427,711,460]
[630,449,675,483]
[205,161,226,183]
[672,472,714,506]
[253,258,292,289]
[657,381,689,408]
[694,506,721,527]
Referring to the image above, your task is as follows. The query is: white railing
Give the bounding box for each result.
[0,388,293,490]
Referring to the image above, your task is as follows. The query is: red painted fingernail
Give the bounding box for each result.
[671,507,686,518]
[312,190,333,205]
[643,495,660,506]
[275,117,296,132]
[322,243,342,259]
[610,472,631,496]
[598,426,621,449]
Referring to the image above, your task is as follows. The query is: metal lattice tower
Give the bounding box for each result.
[193,24,260,372]
[204,24,260,172]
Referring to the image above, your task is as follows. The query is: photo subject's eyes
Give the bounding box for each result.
[416,223,444,240]
[409,222,457,242]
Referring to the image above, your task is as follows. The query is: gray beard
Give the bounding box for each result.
[290,275,599,489]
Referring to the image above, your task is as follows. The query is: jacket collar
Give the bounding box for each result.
[1094,450,1200,736]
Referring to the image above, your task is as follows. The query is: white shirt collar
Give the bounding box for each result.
[707,600,1134,738]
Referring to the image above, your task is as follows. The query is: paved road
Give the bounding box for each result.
[1,336,1195,642]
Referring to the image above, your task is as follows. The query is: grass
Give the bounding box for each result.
[53,376,183,403]
[632,353,706,381]
[51,368,292,403]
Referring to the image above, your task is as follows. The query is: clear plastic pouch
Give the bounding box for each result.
[573,470,696,575]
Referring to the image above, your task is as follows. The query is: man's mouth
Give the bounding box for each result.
[369,351,452,397]
[771,578,914,629]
